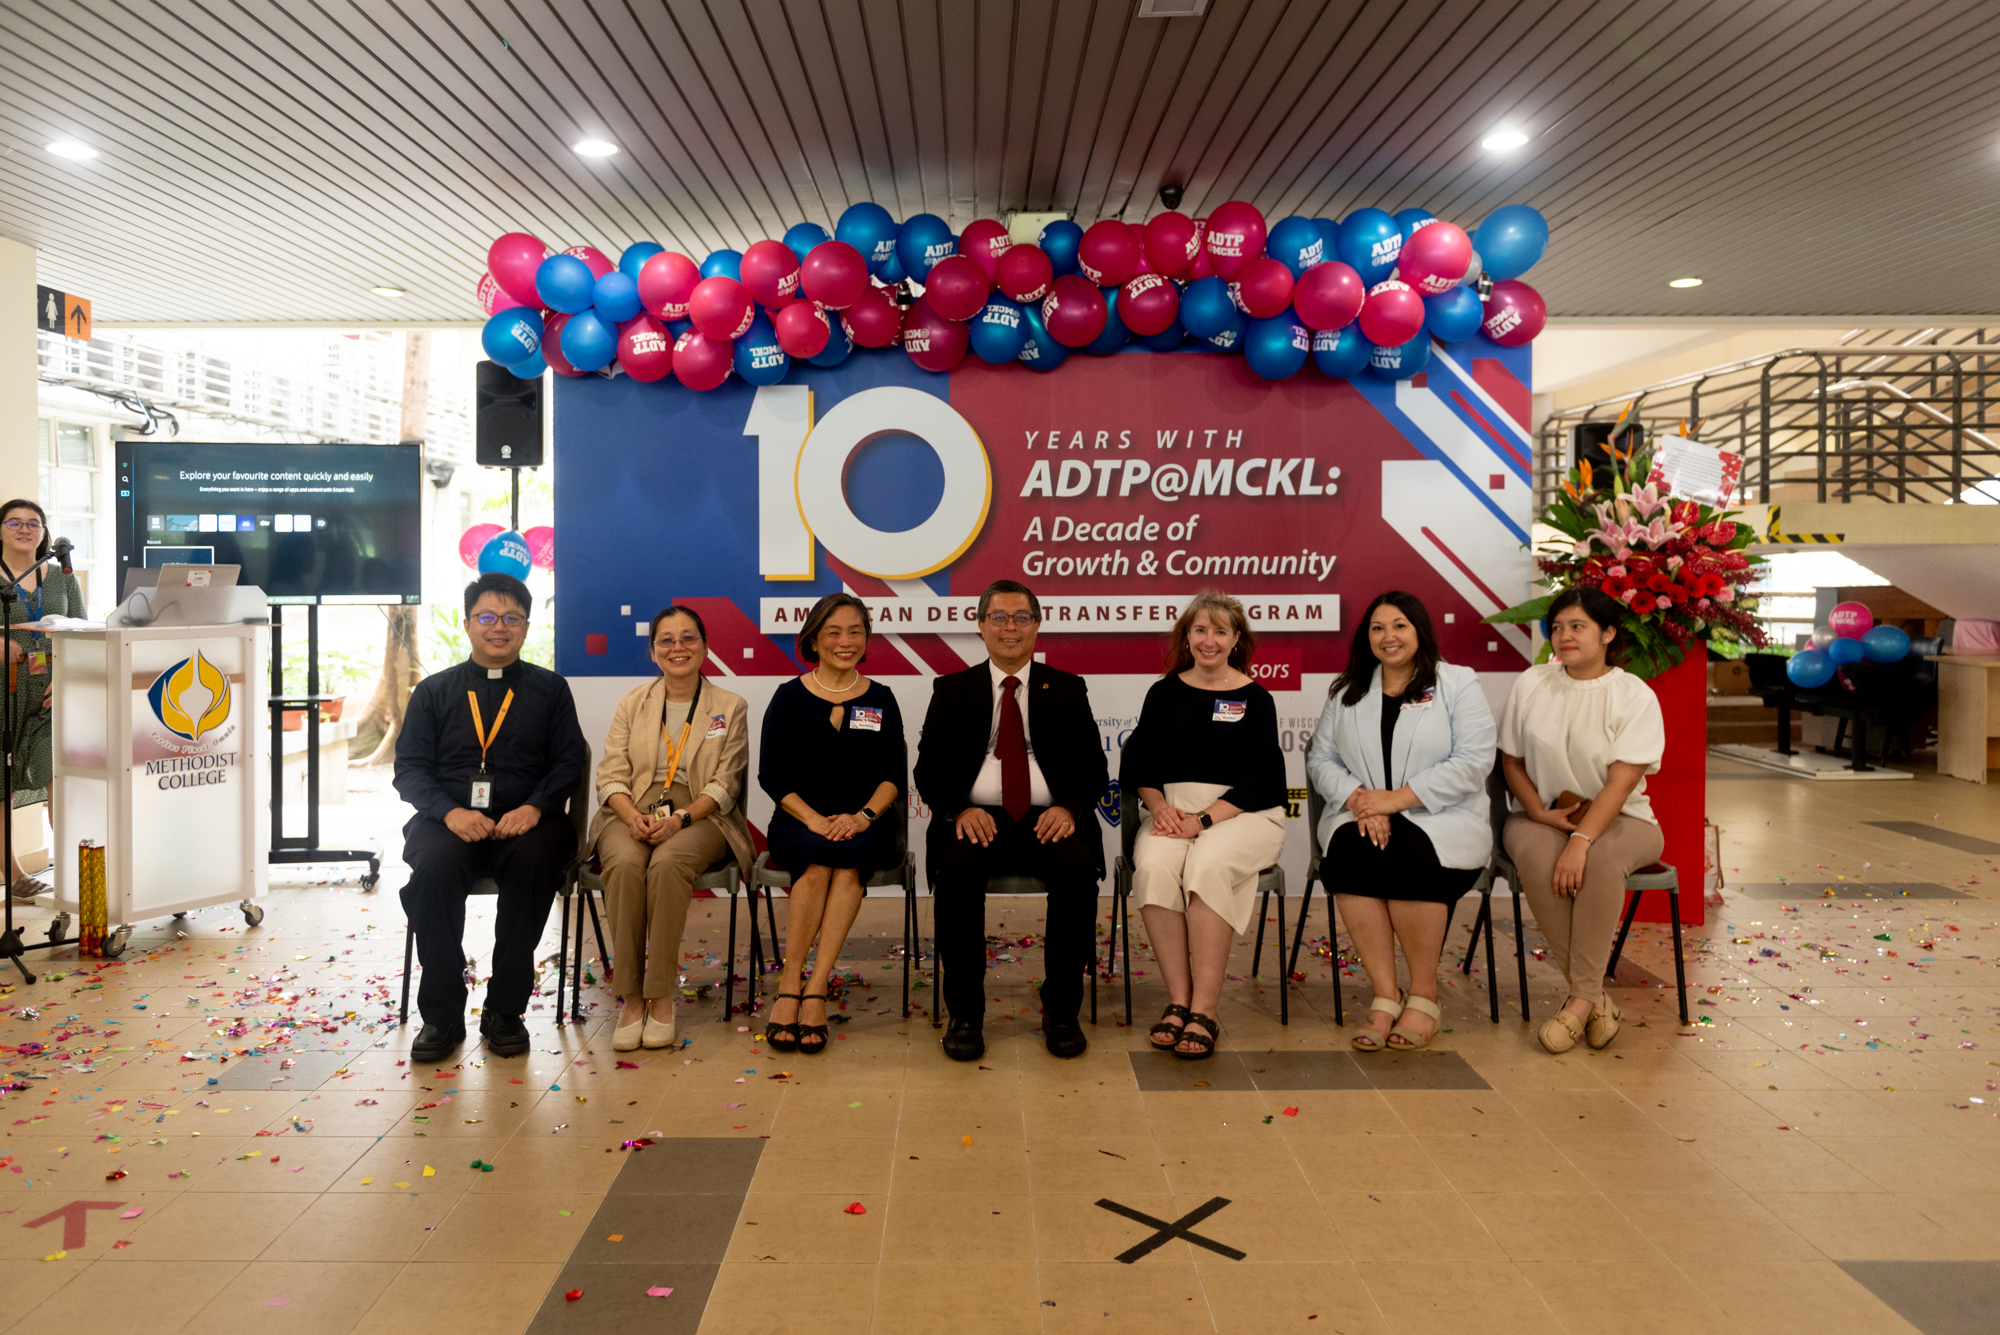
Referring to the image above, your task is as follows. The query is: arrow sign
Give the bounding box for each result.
[66,294,92,341]
[25,1200,125,1249]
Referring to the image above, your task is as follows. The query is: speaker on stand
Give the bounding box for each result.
[476,360,544,528]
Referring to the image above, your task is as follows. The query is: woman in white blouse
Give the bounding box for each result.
[1307,592,1495,1050]
[1498,586,1666,1054]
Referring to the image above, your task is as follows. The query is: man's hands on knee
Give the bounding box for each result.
[1034,805,1075,844]
[445,808,497,842]
[494,804,544,839]
[954,807,998,847]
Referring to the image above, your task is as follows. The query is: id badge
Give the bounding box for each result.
[470,769,493,810]
[649,791,676,820]
[27,650,47,676]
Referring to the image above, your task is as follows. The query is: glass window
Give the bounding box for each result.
[38,420,101,600]
[55,423,95,468]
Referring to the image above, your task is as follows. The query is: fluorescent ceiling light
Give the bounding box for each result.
[1480,129,1528,152]
[573,139,618,158]
[1668,277,1703,288]
[46,140,97,160]
[369,286,406,297]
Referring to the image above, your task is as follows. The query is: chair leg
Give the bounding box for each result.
[1119,882,1133,1027]
[1275,886,1288,1026]
[902,879,914,1021]
[1482,888,1500,1024]
[399,925,414,1026]
[725,886,739,1024]
[1460,896,1490,975]
[1330,895,1343,1027]
[1668,884,1690,1027]
[1606,889,1644,980]
[585,889,610,973]
[1249,893,1269,978]
[555,891,570,1019]
[571,891,587,1023]
[1510,883,1531,1023]
[747,883,764,1014]
[765,887,781,971]
[1285,878,1314,981]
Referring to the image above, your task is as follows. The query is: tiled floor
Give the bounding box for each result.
[1,752,1996,1333]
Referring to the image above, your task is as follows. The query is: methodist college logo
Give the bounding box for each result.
[147,652,232,743]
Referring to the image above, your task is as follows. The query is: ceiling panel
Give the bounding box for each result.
[5,0,1999,324]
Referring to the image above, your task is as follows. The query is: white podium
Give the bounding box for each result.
[50,602,269,956]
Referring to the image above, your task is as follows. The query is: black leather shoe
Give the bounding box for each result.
[411,1023,464,1065]
[941,1020,985,1062]
[480,1013,531,1057]
[1044,1016,1088,1059]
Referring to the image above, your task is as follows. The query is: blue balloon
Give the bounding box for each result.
[1336,208,1402,286]
[836,202,900,276]
[782,222,830,264]
[1369,332,1431,380]
[618,242,664,281]
[592,271,642,324]
[1083,287,1131,356]
[732,315,789,386]
[1313,218,1341,263]
[480,307,543,365]
[876,245,908,286]
[1244,310,1311,380]
[1017,303,1070,372]
[477,529,532,580]
[1394,207,1437,241]
[897,213,955,282]
[560,310,617,373]
[1313,324,1371,378]
[1139,313,1188,351]
[506,350,548,380]
[700,249,742,281]
[1266,216,1325,279]
[807,316,854,367]
[969,295,1030,364]
[1179,276,1238,339]
[1861,624,1911,663]
[1039,220,1084,277]
[1827,636,1865,666]
[534,254,597,314]
[1473,204,1549,281]
[1786,648,1835,688]
[1424,286,1484,342]
[1201,306,1247,353]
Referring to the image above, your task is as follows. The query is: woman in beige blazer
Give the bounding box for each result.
[587,605,754,1051]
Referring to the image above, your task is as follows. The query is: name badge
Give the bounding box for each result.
[706,714,728,739]
[849,705,883,732]
[27,650,48,676]
[1213,699,1246,722]
[469,769,493,810]
[1401,689,1436,711]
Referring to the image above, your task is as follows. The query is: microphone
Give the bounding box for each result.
[50,537,72,575]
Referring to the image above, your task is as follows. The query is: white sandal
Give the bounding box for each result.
[1388,994,1441,1049]
[1352,995,1403,1051]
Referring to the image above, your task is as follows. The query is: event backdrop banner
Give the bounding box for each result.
[555,337,1534,897]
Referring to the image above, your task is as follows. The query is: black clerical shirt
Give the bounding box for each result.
[393,658,587,824]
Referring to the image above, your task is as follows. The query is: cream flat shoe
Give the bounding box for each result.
[1586,999,1622,1050]
[1539,1009,1584,1054]
[642,1010,677,1049]
[611,1017,644,1052]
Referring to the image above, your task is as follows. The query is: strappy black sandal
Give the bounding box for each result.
[796,989,831,1055]
[1175,1012,1220,1061]
[763,993,802,1052]
[1149,1002,1192,1050]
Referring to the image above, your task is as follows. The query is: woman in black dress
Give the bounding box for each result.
[758,593,904,1053]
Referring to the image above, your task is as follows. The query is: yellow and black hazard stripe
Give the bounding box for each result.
[1764,506,1843,544]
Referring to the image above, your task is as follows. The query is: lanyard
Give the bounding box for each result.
[466,687,515,768]
[658,678,702,785]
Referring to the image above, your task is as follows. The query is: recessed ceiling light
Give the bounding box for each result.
[1481,129,1529,152]
[370,286,406,297]
[45,140,98,161]
[1668,277,1703,288]
[573,139,618,158]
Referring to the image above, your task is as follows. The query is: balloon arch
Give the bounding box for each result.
[478,201,1550,388]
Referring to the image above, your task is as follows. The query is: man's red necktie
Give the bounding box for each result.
[997,674,1029,821]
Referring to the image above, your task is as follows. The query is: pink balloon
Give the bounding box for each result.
[773,300,832,358]
[1078,219,1142,287]
[1203,201,1267,280]
[478,271,529,317]
[996,245,1054,304]
[1480,279,1546,347]
[1359,279,1424,347]
[1398,220,1473,296]
[459,523,504,570]
[524,525,556,570]
[488,233,550,306]
[1231,256,1295,320]
[799,240,870,309]
[687,276,756,340]
[1829,601,1875,639]
[1292,261,1365,331]
[1188,221,1216,281]
[902,296,970,372]
[842,286,903,347]
[1041,275,1108,348]
[637,252,701,321]
[740,240,802,309]
[922,255,991,322]
[1143,212,1199,280]
[1118,273,1180,337]
[616,314,675,383]
[958,219,1014,280]
[671,328,732,391]
[563,245,615,279]
[540,313,586,377]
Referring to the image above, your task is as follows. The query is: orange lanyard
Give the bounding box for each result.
[658,680,702,784]
[467,688,515,768]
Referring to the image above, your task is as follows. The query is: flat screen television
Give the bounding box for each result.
[114,441,422,604]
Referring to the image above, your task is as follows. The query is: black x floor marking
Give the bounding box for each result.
[1095,1196,1246,1264]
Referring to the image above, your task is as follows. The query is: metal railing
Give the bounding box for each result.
[1535,329,2000,511]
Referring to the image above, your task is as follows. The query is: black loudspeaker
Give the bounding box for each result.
[1570,420,1643,475]
[476,360,543,467]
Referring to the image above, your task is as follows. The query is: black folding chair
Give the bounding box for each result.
[1457,762,1532,1023]
[1279,787,1342,1026]
[572,849,757,1023]
[1606,862,1690,1026]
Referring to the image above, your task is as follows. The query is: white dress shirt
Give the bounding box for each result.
[968,660,1054,809]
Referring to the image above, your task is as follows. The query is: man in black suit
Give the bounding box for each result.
[915,579,1108,1061]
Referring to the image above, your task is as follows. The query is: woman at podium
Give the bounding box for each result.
[0,499,83,901]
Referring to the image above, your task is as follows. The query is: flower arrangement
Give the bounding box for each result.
[1487,432,1767,679]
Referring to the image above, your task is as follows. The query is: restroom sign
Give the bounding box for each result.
[35,285,92,342]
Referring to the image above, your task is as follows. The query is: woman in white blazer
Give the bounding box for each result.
[1306,592,1495,1051]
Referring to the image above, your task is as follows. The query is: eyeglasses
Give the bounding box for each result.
[654,634,704,649]
[2,520,43,533]
[983,612,1040,629]
[471,612,527,629]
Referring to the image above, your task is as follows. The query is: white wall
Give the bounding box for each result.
[0,238,36,499]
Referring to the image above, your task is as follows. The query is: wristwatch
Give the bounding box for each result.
[1197,811,1214,830]
[859,806,879,822]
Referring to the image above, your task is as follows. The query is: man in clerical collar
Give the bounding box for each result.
[394,573,587,1063]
